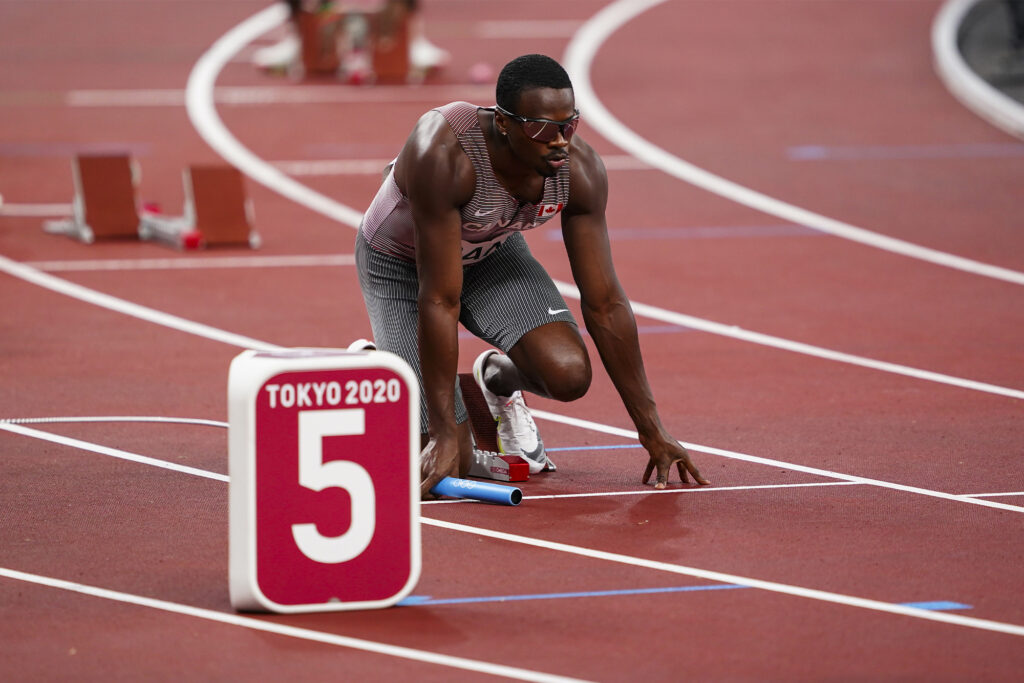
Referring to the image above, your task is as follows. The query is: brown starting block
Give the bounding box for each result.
[458,372,530,482]
[43,154,142,243]
[139,164,260,250]
[296,1,410,83]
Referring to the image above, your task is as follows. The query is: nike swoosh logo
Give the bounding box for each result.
[474,208,497,217]
[548,308,569,315]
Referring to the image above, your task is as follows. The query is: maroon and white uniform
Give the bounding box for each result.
[360,101,570,264]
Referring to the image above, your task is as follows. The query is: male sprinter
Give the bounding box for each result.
[355,54,708,496]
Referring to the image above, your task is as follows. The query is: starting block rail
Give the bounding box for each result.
[44,155,260,250]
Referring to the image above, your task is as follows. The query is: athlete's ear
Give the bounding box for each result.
[493,110,510,137]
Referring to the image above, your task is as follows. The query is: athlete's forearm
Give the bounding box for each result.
[417,298,461,438]
[583,298,668,440]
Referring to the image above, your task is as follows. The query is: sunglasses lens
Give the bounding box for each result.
[562,118,579,141]
[521,121,556,142]
[521,118,579,143]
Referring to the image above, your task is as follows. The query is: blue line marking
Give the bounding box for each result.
[900,601,972,611]
[546,224,820,241]
[401,589,971,611]
[398,584,749,606]
[787,143,1024,161]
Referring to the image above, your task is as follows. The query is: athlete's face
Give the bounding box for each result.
[499,87,576,177]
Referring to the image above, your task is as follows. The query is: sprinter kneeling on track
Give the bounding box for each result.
[355,53,709,497]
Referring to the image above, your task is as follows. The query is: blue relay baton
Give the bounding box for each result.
[430,477,522,506]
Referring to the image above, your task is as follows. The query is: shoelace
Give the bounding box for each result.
[502,393,538,445]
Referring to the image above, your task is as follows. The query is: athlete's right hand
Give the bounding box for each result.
[419,435,461,499]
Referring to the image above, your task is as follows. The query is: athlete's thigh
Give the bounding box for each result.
[356,233,467,429]
[459,232,578,351]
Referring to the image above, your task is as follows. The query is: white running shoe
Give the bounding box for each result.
[252,34,300,70]
[346,338,376,352]
[472,349,555,474]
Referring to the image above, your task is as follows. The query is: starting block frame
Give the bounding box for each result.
[228,347,420,613]
[43,154,142,243]
[458,373,530,482]
[139,164,260,250]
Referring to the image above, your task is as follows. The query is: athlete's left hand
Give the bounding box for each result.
[641,434,709,489]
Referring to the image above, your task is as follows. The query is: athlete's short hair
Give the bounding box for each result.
[496,54,573,113]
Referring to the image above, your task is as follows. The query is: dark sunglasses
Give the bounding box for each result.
[494,105,581,143]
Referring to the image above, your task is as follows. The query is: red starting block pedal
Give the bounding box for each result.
[458,372,529,482]
[468,449,529,482]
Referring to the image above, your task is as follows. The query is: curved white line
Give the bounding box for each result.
[180,3,1023,402]
[0,416,228,428]
[185,3,364,227]
[0,254,279,351]
[933,0,1024,140]
[0,423,229,482]
[563,0,1024,286]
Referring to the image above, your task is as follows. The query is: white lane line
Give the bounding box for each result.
[0,253,280,351]
[0,568,586,683]
[10,243,1024,401]
[961,491,1024,499]
[0,423,229,483]
[25,254,355,272]
[177,2,1024,403]
[563,0,1024,286]
[185,4,363,228]
[933,0,1024,140]
[6,426,1023,638]
[611,287,1024,401]
[66,84,494,107]
[0,415,227,428]
[530,409,1024,514]
[0,203,72,217]
[519,481,863,501]
[422,518,1024,638]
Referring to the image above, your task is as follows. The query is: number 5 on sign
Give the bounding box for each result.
[227,348,421,613]
[293,409,374,564]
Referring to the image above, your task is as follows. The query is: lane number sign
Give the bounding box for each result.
[228,349,420,613]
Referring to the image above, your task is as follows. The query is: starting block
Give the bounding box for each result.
[43,154,142,243]
[458,372,530,482]
[295,1,410,83]
[138,164,260,250]
[228,347,420,613]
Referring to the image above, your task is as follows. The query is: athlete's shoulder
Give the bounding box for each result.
[395,107,474,204]
[567,134,608,210]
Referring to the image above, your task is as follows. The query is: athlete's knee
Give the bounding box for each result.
[542,352,591,402]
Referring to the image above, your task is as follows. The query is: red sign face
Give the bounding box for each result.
[252,367,414,606]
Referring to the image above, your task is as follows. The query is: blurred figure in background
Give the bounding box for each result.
[253,0,448,75]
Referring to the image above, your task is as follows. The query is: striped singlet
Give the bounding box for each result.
[359,101,571,265]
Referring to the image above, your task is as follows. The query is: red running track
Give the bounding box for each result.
[1,1,1023,680]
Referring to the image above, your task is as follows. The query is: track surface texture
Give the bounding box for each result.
[2,1,1022,681]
